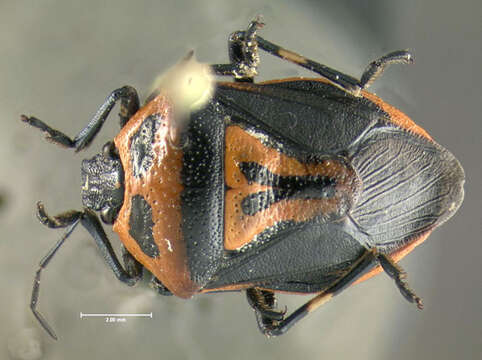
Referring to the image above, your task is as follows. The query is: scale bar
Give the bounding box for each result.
[80,312,152,318]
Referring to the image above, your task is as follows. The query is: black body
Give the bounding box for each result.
[175,79,463,293]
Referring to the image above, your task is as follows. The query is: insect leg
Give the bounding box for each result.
[377,252,423,309]
[256,249,377,337]
[121,244,144,285]
[21,85,139,152]
[80,209,142,286]
[31,214,82,340]
[256,37,413,96]
[246,288,286,333]
[149,276,173,296]
[36,201,83,228]
[31,204,142,339]
[255,35,360,93]
[211,16,264,81]
[359,50,413,90]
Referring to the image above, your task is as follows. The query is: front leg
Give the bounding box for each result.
[31,204,143,340]
[22,85,139,152]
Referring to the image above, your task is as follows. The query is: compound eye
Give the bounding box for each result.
[102,141,119,159]
[100,206,117,224]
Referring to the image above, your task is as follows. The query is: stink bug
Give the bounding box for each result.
[23,17,464,339]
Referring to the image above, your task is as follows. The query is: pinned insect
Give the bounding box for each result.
[23,17,464,339]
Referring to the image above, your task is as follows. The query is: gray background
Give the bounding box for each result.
[1,1,480,359]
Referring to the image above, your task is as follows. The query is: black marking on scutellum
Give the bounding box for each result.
[128,195,159,258]
[239,162,336,216]
[130,113,161,178]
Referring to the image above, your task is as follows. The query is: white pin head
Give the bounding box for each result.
[151,51,215,114]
